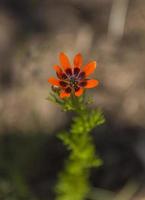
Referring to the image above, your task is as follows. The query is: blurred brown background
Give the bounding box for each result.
[0,0,145,199]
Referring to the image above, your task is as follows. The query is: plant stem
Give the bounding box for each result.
[55,100,105,200]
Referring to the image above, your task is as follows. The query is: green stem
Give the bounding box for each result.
[55,99,105,200]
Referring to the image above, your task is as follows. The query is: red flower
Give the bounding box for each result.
[48,53,99,98]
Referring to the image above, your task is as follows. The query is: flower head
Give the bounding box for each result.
[48,53,99,98]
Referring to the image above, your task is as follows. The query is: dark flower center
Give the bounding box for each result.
[61,73,67,79]
[59,81,68,87]
[59,68,86,92]
[69,76,78,87]
[78,71,85,79]
[74,67,80,76]
[65,68,72,76]
[65,87,72,93]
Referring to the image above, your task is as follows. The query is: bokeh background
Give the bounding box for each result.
[0,0,145,199]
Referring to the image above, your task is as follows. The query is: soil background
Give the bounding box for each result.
[0,0,145,199]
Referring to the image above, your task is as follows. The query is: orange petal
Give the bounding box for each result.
[83,61,96,76]
[59,52,71,70]
[85,79,99,88]
[60,91,70,98]
[75,88,84,97]
[53,65,62,73]
[48,77,60,86]
[74,53,82,68]
[53,65,63,78]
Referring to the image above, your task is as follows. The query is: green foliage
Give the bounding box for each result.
[55,95,105,200]
[47,91,85,111]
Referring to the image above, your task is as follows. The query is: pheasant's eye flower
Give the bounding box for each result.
[48,53,99,98]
